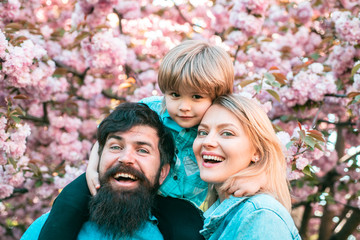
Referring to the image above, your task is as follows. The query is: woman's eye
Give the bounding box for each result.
[197,130,207,136]
[222,131,234,137]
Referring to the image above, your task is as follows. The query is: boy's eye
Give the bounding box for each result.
[170,92,180,97]
[192,95,203,99]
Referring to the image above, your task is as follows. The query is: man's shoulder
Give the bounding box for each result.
[21,212,50,240]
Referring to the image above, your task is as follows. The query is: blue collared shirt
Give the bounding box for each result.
[140,96,208,207]
[21,212,163,240]
[201,194,301,240]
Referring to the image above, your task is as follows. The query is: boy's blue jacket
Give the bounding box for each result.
[201,194,302,240]
[140,96,208,207]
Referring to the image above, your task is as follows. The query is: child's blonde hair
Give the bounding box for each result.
[158,40,234,99]
[213,94,292,212]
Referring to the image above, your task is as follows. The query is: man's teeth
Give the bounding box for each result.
[114,172,138,180]
[203,155,224,162]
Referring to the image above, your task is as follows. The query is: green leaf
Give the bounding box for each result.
[11,115,21,124]
[266,89,281,101]
[35,180,43,188]
[28,163,41,177]
[7,157,17,169]
[355,95,360,102]
[304,135,316,148]
[302,165,313,177]
[285,141,293,150]
[310,53,320,60]
[351,63,360,77]
[239,79,257,88]
[264,72,275,82]
[254,84,262,93]
[299,129,306,141]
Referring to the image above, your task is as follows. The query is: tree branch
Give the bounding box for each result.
[101,90,126,101]
[54,60,89,78]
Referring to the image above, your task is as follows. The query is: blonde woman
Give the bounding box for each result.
[193,94,301,240]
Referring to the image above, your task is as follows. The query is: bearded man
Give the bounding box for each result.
[21,103,204,240]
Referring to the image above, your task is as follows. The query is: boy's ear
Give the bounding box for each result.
[159,164,170,185]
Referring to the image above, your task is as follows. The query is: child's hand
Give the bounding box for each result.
[86,141,101,196]
[226,172,267,197]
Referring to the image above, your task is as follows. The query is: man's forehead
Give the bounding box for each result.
[106,126,159,142]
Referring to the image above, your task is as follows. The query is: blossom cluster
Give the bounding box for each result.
[0,0,359,239]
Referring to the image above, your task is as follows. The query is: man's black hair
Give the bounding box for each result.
[97,102,174,167]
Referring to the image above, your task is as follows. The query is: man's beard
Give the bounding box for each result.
[89,163,160,238]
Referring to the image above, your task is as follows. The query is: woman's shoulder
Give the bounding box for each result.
[240,194,292,220]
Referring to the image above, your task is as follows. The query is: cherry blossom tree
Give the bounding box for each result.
[0,0,359,239]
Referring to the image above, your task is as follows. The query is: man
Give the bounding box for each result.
[21,103,204,240]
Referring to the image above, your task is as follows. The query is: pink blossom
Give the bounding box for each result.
[238,0,269,15]
[226,31,247,46]
[287,170,304,181]
[210,4,230,33]
[0,184,14,199]
[290,1,313,24]
[229,12,264,37]
[331,11,360,44]
[114,1,141,19]
[81,30,127,70]
[268,5,289,23]
[77,75,104,100]
[126,83,156,102]
[296,157,309,170]
[340,0,360,10]
[79,120,98,139]
[137,69,157,85]
[0,30,8,57]
[0,0,21,22]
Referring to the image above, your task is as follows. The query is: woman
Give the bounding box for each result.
[193,94,301,240]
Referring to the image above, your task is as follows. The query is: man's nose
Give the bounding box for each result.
[118,149,136,164]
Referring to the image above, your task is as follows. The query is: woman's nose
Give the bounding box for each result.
[202,133,218,148]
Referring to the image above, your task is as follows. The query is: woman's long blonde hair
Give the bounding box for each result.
[212,94,291,212]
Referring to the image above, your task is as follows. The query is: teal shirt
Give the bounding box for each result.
[21,212,163,240]
[201,194,301,240]
[140,96,208,207]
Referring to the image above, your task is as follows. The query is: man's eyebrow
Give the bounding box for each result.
[136,141,155,149]
[107,135,123,141]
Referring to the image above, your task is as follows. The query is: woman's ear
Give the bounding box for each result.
[159,163,170,185]
[251,154,260,163]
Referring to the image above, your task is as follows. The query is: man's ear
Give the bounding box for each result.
[159,164,170,185]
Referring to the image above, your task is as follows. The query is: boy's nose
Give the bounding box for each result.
[179,100,191,111]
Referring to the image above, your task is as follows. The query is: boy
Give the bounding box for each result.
[38,40,260,239]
